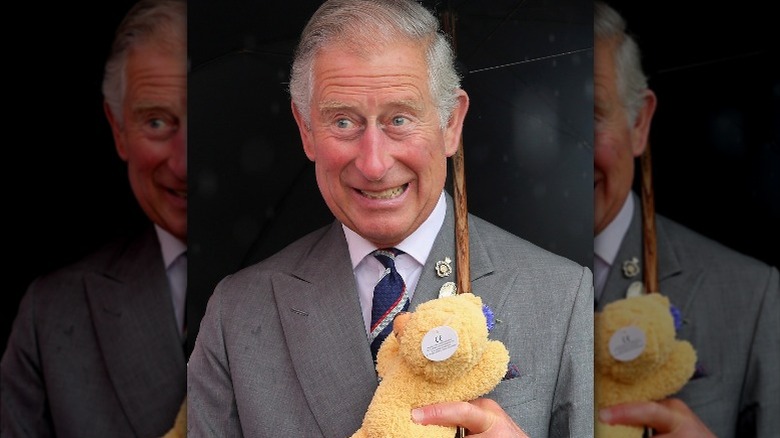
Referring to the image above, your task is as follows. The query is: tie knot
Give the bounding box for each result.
[373,248,402,269]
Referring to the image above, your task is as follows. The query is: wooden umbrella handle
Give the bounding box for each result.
[441,9,470,297]
[640,143,659,294]
[453,136,471,295]
[442,10,469,438]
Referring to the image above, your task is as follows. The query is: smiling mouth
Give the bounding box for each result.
[360,184,408,200]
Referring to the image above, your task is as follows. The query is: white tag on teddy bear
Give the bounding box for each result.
[421,326,459,361]
[608,326,646,361]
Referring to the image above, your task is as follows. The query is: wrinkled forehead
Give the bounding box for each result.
[138,26,185,56]
[324,22,427,60]
[309,37,431,94]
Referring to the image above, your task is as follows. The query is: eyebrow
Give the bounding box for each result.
[130,102,176,115]
[318,101,351,113]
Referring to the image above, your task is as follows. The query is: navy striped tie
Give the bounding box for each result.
[369,248,409,361]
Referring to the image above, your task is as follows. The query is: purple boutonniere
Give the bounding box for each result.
[669,303,683,331]
[482,304,496,332]
[668,301,706,381]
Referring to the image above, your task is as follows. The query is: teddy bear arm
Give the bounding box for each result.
[357,384,456,438]
[446,341,511,401]
[595,421,645,438]
[599,340,696,408]
[641,341,697,401]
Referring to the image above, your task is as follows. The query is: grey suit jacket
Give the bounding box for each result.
[188,196,594,437]
[1,227,187,438]
[597,194,780,438]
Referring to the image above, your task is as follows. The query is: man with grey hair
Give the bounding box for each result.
[188,0,593,436]
[1,0,187,436]
[593,1,780,436]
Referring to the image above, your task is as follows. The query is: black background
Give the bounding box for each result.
[4,1,142,354]
[608,0,779,269]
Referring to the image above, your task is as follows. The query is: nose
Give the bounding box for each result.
[354,124,392,181]
[169,119,187,181]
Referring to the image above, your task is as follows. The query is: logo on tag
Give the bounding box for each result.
[421,326,459,361]
[608,326,646,362]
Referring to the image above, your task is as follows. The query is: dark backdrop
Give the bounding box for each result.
[187,0,595,354]
[3,1,143,355]
[609,0,779,269]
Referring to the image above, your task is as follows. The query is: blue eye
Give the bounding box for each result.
[336,118,353,129]
[148,118,168,130]
[391,116,408,126]
[140,114,177,140]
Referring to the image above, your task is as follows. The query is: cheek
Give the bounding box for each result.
[310,140,358,190]
[312,139,352,172]
[124,138,166,173]
[594,131,624,177]
[406,134,447,172]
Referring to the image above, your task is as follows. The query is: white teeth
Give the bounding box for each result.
[361,185,405,199]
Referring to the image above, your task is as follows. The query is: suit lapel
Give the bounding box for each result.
[85,228,185,436]
[411,198,457,307]
[654,217,703,318]
[272,221,378,438]
[411,193,504,315]
[598,193,702,317]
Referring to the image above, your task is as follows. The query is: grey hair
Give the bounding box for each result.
[594,1,648,125]
[102,0,186,124]
[289,0,461,129]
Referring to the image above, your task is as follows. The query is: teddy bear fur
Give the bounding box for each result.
[350,293,510,438]
[161,397,186,438]
[595,293,697,438]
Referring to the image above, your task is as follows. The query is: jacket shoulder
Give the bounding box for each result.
[469,213,585,273]
[211,223,335,292]
[658,214,772,272]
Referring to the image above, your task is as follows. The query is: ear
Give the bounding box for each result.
[104,101,128,161]
[630,89,657,157]
[291,101,316,161]
[443,89,470,157]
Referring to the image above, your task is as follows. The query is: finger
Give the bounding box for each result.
[412,401,494,433]
[600,401,681,433]
[469,398,504,417]
[657,398,694,415]
[658,398,714,434]
[469,399,530,437]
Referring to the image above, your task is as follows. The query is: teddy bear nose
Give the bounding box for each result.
[392,312,410,335]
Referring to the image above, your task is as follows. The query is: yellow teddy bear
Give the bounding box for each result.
[350,293,510,438]
[595,293,697,438]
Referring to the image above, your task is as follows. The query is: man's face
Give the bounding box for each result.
[107,40,187,241]
[593,36,654,235]
[293,41,468,247]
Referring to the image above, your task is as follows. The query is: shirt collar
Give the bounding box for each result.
[154,224,187,269]
[344,191,446,268]
[594,193,633,266]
